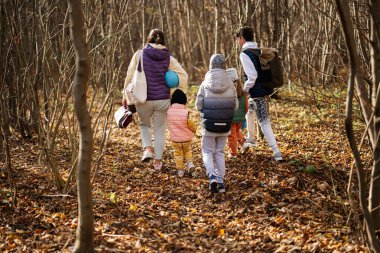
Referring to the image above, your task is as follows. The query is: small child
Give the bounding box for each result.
[195,54,238,193]
[167,89,196,177]
[226,68,247,158]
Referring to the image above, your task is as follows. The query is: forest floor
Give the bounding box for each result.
[0,87,370,252]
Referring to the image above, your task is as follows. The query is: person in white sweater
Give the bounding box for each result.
[236,26,283,161]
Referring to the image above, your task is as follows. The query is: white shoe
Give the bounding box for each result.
[187,162,195,174]
[141,150,153,162]
[177,169,185,177]
[228,153,237,159]
[273,151,283,161]
[241,142,256,154]
[187,162,195,169]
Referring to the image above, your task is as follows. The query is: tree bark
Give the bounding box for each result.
[67,0,94,252]
[335,0,380,251]
[214,0,219,54]
[369,0,380,234]
[273,0,280,47]
[334,0,374,145]
[142,0,146,46]
[0,94,17,207]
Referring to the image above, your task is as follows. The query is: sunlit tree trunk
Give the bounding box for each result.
[214,0,219,54]
[335,0,380,251]
[369,0,380,234]
[285,0,292,87]
[67,0,94,252]
[142,0,146,46]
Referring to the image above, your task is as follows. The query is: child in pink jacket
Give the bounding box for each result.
[167,89,196,177]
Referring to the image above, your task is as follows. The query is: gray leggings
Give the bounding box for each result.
[136,99,170,160]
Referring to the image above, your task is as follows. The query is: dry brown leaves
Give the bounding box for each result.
[0,89,369,252]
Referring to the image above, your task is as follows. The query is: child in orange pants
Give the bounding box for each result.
[226,68,247,158]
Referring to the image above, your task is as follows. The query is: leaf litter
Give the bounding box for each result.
[0,90,369,252]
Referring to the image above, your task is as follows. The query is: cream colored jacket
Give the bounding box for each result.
[123,43,188,92]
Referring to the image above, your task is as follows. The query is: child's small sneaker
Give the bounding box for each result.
[177,169,185,177]
[209,175,218,193]
[187,161,195,174]
[141,150,153,162]
[273,151,283,161]
[228,153,237,159]
[153,161,163,170]
[217,183,226,193]
[241,141,256,154]
[187,161,195,169]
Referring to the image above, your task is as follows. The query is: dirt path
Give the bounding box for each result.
[0,90,366,252]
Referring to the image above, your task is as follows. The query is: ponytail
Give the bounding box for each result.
[147,29,165,46]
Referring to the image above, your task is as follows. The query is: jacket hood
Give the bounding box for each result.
[203,69,233,94]
[144,43,170,61]
[242,41,258,50]
[209,54,226,70]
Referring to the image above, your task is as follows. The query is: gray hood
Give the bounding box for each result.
[203,69,233,94]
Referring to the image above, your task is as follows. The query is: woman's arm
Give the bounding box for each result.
[168,56,188,88]
[123,50,141,92]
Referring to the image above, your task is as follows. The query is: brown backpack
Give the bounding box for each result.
[251,48,284,89]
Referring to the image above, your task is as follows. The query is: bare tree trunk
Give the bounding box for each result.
[273,0,280,47]
[335,1,374,145]
[261,0,270,45]
[0,94,17,207]
[214,0,219,54]
[369,0,380,234]
[285,0,292,88]
[335,0,380,251]
[142,0,146,46]
[67,0,94,252]
[246,0,253,27]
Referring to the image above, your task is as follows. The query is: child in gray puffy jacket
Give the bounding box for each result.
[195,54,238,193]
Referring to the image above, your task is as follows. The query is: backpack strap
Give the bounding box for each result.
[242,48,262,72]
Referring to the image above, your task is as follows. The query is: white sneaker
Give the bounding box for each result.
[187,162,195,174]
[241,142,256,154]
[187,162,195,169]
[141,150,153,162]
[228,153,237,159]
[273,151,283,161]
[177,169,185,177]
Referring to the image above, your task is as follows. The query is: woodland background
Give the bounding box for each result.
[1,0,380,252]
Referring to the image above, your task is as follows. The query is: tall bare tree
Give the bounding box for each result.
[335,0,380,251]
[67,0,94,252]
[368,0,380,238]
